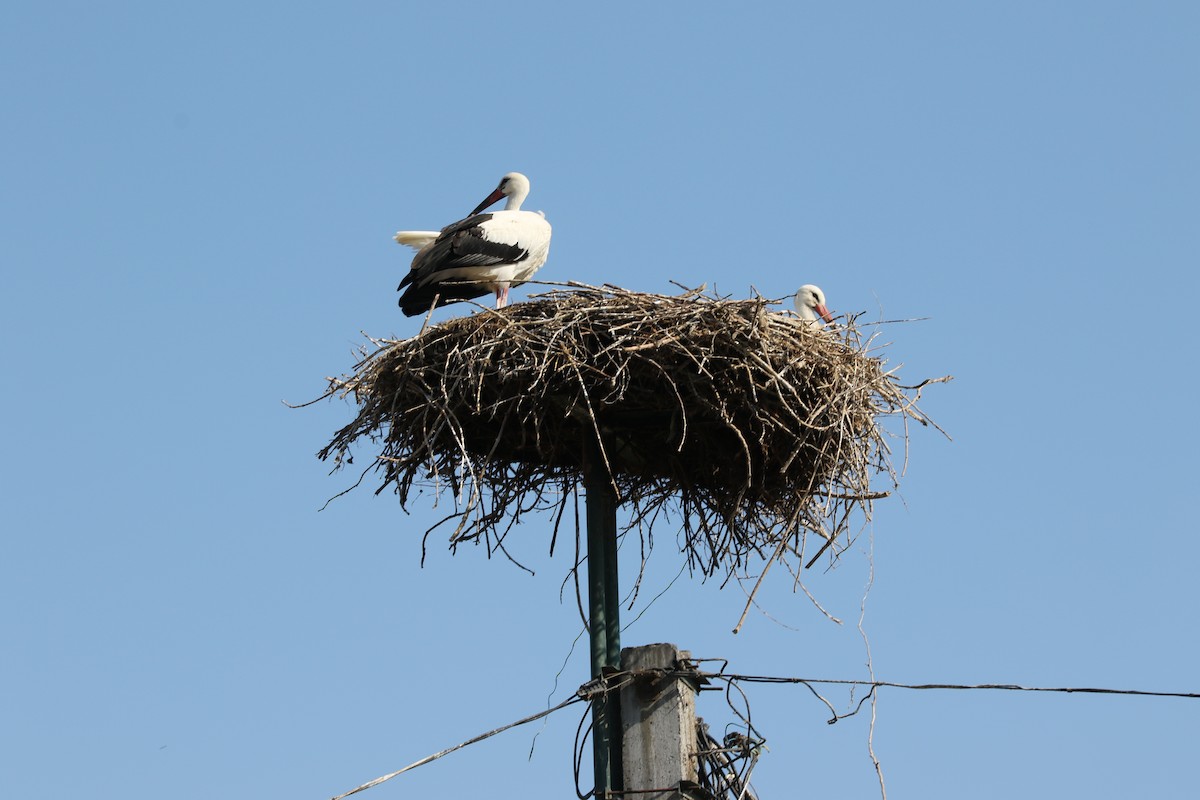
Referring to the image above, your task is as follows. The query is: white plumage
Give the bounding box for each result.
[393,231,440,251]
[794,284,834,328]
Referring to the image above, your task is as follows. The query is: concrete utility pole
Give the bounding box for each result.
[619,643,704,800]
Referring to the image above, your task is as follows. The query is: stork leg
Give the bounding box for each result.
[495,284,510,309]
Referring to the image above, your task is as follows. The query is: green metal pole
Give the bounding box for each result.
[585,443,623,798]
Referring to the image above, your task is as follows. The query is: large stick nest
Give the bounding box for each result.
[318,284,942,581]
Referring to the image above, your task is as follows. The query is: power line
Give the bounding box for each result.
[326,668,1200,799]
[329,692,588,800]
[716,673,1200,700]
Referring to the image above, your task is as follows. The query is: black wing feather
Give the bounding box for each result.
[397,213,530,316]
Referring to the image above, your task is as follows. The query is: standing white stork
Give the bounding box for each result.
[394,172,552,317]
[794,284,835,328]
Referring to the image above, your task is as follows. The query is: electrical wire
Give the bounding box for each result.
[328,665,1200,800]
[329,692,587,800]
[713,673,1200,700]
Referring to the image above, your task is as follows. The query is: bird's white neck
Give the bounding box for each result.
[504,187,528,211]
[796,304,821,324]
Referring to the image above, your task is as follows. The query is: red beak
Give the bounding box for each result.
[815,304,834,324]
[470,187,506,216]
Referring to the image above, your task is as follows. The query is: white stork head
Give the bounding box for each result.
[470,172,532,215]
[795,284,834,327]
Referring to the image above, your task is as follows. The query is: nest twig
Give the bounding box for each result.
[317,282,945,587]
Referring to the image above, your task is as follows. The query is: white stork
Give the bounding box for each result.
[794,284,834,328]
[394,172,552,316]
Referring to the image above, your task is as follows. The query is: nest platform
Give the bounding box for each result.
[319,284,938,579]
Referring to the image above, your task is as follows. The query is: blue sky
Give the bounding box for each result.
[3,2,1198,798]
